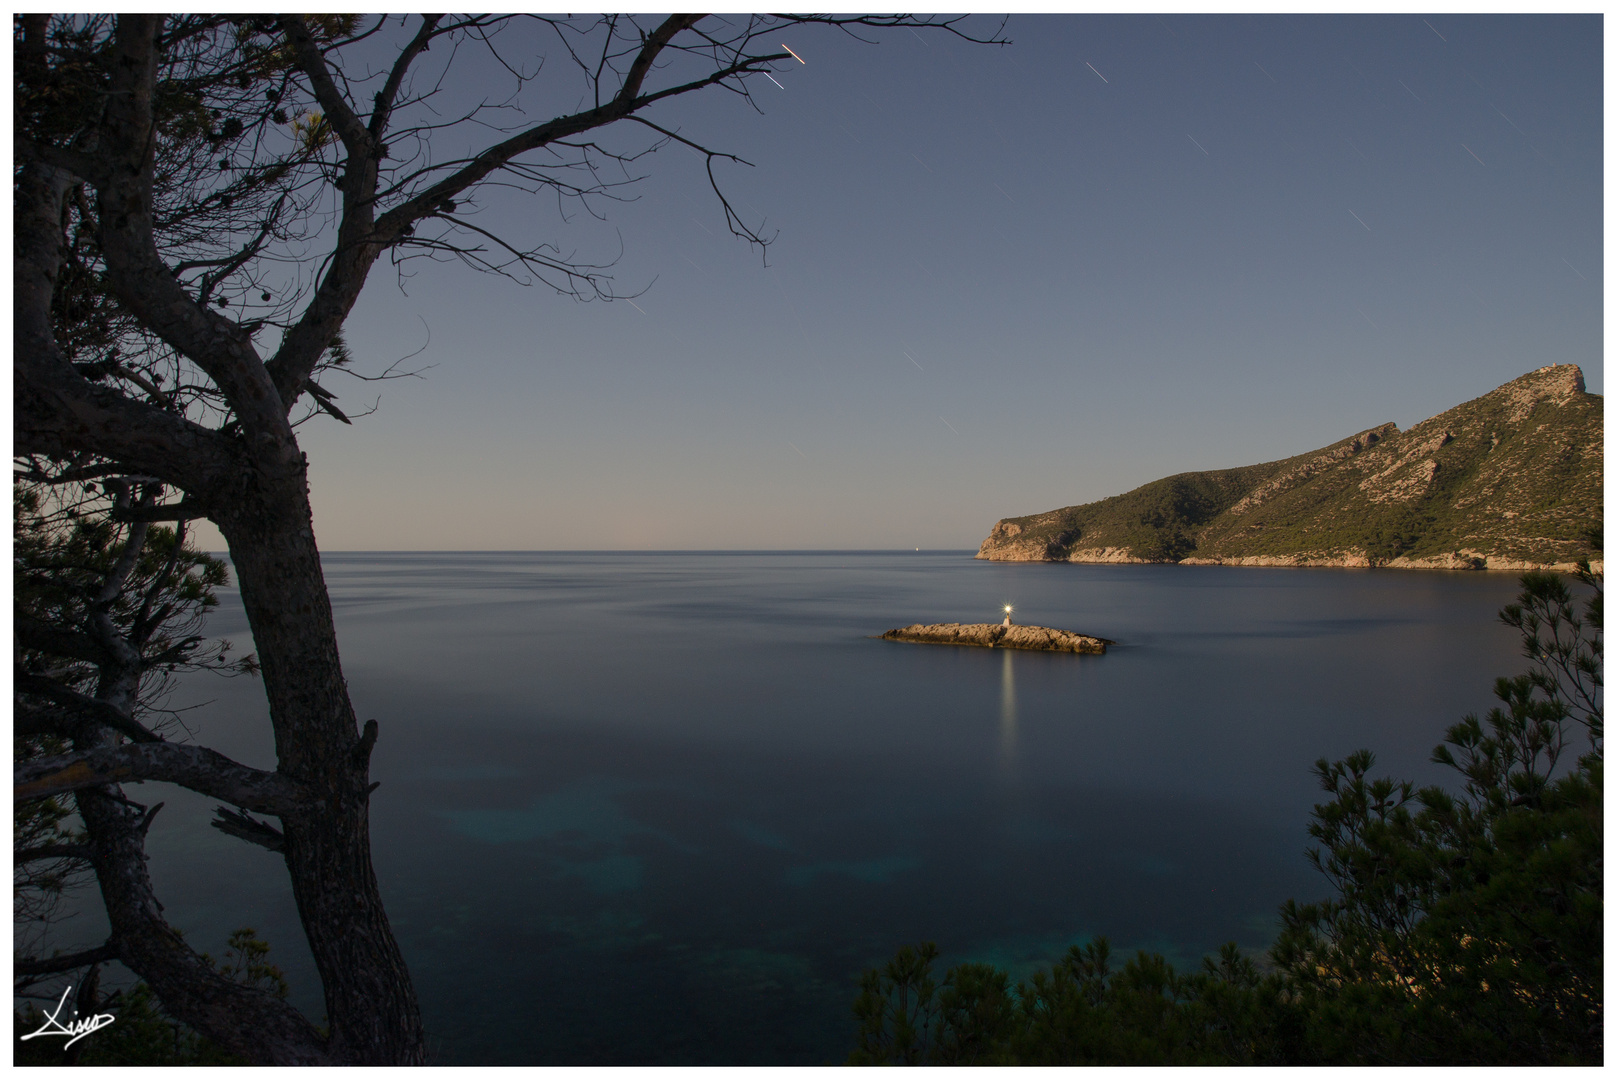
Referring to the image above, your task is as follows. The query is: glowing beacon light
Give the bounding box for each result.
[1003,605,1014,627]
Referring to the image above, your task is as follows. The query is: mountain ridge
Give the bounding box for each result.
[976,365,1602,572]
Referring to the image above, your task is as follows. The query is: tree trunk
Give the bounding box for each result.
[76,786,333,1064]
[214,456,425,1064]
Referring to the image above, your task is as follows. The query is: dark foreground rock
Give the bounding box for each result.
[881,623,1113,654]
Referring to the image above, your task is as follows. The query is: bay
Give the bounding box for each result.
[136,552,1527,1063]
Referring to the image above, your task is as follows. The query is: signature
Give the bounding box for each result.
[20,985,116,1049]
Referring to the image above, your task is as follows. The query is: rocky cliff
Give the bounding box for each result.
[977,365,1602,572]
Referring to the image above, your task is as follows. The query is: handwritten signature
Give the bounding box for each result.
[21,985,116,1049]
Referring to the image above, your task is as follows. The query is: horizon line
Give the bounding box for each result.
[203,548,983,556]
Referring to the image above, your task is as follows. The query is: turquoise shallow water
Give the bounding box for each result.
[132,551,1526,1063]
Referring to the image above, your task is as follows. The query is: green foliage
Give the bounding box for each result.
[852,565,1602,1065]
[202,928,292,1002]
[1360,505,1438,565]
[14,482,267,1063]
[850,938,1290,1065]
[1273,553,1603,1064]
[1498,553,1602,751]
[16,483,228,632]
[13,481,251,710]
[1120,476,1225,561]
[998,467,1270,562]
[14,482,233,959]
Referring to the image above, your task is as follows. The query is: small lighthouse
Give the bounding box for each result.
[1002,605,1014,627]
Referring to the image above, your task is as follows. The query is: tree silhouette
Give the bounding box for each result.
[14,14,1004,1063]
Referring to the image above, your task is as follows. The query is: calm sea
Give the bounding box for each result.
[129,552,1529,1063]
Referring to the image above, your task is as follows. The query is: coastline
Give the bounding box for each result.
[974,548,1602,573]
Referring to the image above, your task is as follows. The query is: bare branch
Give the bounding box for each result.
[94,16,288,438]
[370,15,446,138]
[15,942,120,978]
[14,140,230,490]
[302,381,352,424]
[15,677,164,744]
[16,616,115,667]
[627,116,775,248]
[616,14,707,105]
[109,500,207,523]
[16,743,306,817]
[212,806,287,853]
[15,843,94,864]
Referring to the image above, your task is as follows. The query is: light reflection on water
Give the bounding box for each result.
[131,551,1530,1064]
[999,647,1018,778]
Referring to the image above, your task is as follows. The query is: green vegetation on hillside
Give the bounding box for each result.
[1047,464,1289,563]
[851,561,1602,1065]
[980,366,1602,568]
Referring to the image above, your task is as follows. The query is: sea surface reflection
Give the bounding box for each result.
[136,552,1526,1063]
[999,648,1018,778]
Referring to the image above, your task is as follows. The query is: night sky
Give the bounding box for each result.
[214,14,1602,551]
